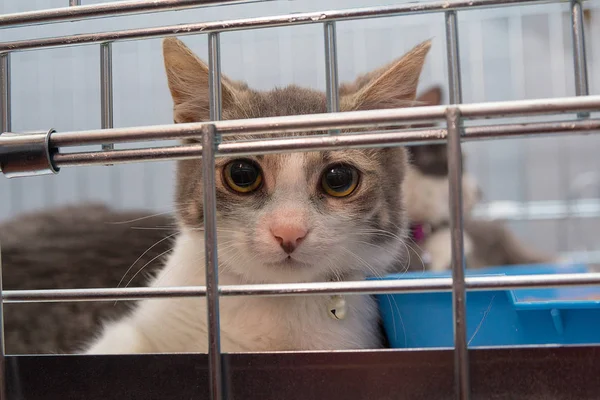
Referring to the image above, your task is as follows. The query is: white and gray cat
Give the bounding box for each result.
[402,86,554,271]
[80,37,435,354]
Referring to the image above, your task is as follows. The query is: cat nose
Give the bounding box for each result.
[271,225,308,254]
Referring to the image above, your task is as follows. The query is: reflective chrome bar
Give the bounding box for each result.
[447,108,470,400]
[0,0,257,28]
[323,22,340,115]
[445,11,463,104]
[47,118,600,168]
[4,273,600,303]
[0,0,562,53]
[45,95,600,147]
[570,0,589,97]
[202,124,223,400]
[0,54,10,133]
[208,33,222,122]
[0,243,6,400]
[100,43,114,151]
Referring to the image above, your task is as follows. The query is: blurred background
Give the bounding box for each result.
[0,0,599,262]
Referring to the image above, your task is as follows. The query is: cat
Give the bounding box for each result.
[0,204,175,354]
[400,86,554,271]
[84,36,433,354]
[401,86,482,271]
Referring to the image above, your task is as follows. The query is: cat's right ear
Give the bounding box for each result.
[340,40,432,112]
[163,37,238,123]
[416,86,443,106]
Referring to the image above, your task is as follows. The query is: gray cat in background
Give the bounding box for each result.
[1,204,175,354]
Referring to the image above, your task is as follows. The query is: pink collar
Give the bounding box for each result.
[410,223,427,244]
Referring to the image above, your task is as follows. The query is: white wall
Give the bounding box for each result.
[0,0,599,256]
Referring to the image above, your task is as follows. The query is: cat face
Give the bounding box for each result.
[163,37,431,283]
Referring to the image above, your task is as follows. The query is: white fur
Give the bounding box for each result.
[403,165,480,271]
[422,228,474,272]
[403,166,480,226]
[86,230,381,354]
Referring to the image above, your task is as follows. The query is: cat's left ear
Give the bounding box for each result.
[341,40,432,112]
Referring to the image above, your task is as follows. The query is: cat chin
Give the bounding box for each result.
[224,260,330,284]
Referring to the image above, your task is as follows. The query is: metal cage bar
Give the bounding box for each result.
[0,0,577,53]
[38,95,600,147]
[207,31,224,400]
[447,107,470,400]
[3,272,600,303]
[0,0,259,28]
[0,54,10,134]
[43,118,600,168]
[445,11,463,105]
[444,10,469,399]
[323,21,340,115]
[570,0,589,97]
[100,42,114,150]
[208,33,223,122]
[0,243,6,400]
[202,124,223,400]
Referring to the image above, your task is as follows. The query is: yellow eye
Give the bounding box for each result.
[224,159,263,194]
[321,164,359,197]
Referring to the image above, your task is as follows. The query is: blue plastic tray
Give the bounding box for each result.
[369,264,600,348]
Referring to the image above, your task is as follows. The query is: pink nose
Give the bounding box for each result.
[271,225,308,254]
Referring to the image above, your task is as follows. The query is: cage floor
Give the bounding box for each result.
[6,346,599,400]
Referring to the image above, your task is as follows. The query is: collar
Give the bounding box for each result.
[409,221,449,244]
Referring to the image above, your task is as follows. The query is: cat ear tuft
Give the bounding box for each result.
[416,85,443,106]
[341,40,432,112]
[163,37,237,123]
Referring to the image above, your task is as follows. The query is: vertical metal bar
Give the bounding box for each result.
[445,9,470,400]
[100,42,114,149]
[202,124,223,400]
[208,33,222,121]
[69,0,81,6]
[324,21,340,135]
[445,11,463,105]
[570,0,589,97]
[0,241,6,400]
[324,21,339,114]
[447,107,470,400]
[0,53,10,133]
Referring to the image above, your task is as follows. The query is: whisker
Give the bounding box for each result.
[117,231,180,289]
[124,248,174,289]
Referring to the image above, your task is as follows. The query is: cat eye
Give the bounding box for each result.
[321,164,359,198]
[223,159,263,194]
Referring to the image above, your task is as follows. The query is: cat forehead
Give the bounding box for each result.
[225,86,328,120]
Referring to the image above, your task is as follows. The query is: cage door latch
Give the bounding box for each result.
[0,128,59,178]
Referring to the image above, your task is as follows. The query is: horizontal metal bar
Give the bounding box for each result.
[473,199,600,221]
[0,0,563,52]
[4,273,600,303]
[45,96,600,147]
[0,0,259,29]
[48,118,600,168]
